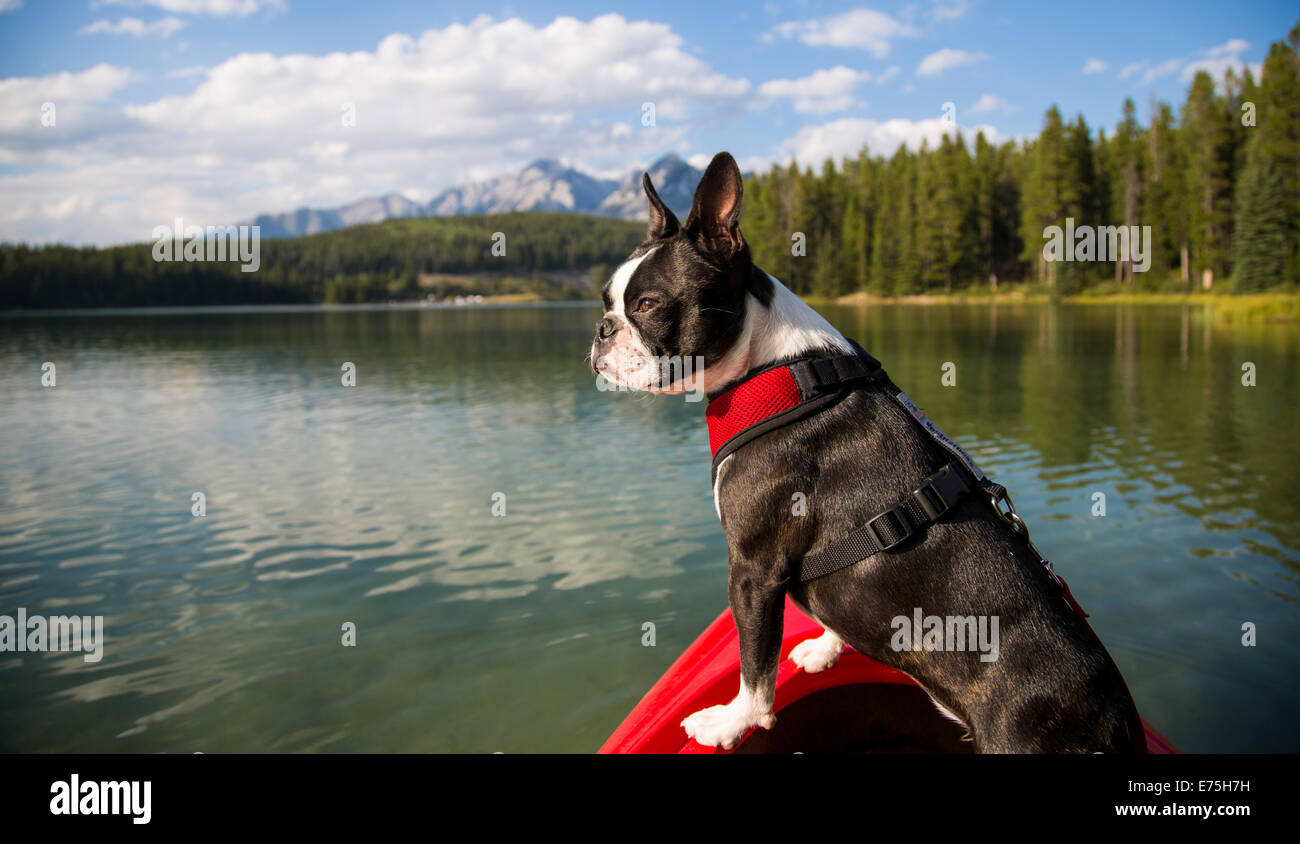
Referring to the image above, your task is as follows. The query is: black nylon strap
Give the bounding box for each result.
[798,462,971,582]
[787,348,882,401]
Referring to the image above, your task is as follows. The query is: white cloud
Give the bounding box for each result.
[968,93,1012,115]
[917,48,989,77]
[1082,57,1107,75]
[0,14,751,244]
[1120,57,1179,84]
[687,152,712,170]
[765,8,919,58]
[0,0,22,12]
[1208,38,1250,57]
[874,66,901,86]
[1181,56,1251,82]
[166,65,209,78]
[91,0,284,16]
[1182,39,1255,82]
[930,0,971,22]
[1119,40,1254,87]
[0,63,132,134]
[1119,60,1146,80]
[1143,58,1181,84]
[759,66,871,114]
[771,116,1003,167]
[79,16,187,37]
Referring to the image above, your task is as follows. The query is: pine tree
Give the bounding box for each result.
[1061,114,1096,291]
[810,158,844,298]
[1020,106,1069,285]
[1109,99,1146,285]
[1182,72,1236,288]
[973,132,999,284]
[1232,154,1289,291]
[840,160,870,293]
[914,139,945,291]
[894,149,921,294]
[1246,33,1300,286]
[1147,102,1188,284]
[939,132,977,291]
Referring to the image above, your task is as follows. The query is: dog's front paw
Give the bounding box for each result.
[789,631,843,674]
[681,703,775,750]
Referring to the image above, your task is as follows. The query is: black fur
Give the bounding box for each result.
[595,151,1143,753]
[716,384,1142,752]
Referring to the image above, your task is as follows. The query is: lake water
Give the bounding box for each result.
[0,302,1296,753]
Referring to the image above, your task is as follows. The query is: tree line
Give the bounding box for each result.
[0,212,643,308]
[744,24,1300,297]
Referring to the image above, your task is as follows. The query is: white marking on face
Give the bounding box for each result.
[607,247,649,318]
[592,248,659,390]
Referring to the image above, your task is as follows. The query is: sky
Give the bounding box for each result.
[0,0,1293,245]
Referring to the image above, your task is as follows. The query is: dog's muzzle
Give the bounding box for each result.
[591,315,623,374]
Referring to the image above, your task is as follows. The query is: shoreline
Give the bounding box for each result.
[5,291,1297,319]
[813,290,1300,320]
[820,290,1297,305]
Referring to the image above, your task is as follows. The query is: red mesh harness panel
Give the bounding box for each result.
[705,366,802,457]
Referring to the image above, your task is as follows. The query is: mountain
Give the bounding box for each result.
[427,158,617,215]
[598,153,700,221]
[244,154,701,238]
[336,194,426,227]
[249,193,424,238]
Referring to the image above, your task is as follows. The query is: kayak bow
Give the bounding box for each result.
[600,596,1177,754]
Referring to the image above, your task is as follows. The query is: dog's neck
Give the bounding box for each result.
[703,271,852,395]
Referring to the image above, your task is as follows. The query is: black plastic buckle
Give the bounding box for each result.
[916,465,961,520]
[865,506,913,551]
[913,482,948,521]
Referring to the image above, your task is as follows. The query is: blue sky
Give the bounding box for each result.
[0,0,1294,244]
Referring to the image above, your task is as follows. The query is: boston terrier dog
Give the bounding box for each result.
[591,151,1145,753]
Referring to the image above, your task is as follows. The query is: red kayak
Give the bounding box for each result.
[600,596,1178,754]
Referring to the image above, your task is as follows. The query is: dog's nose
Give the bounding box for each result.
[598,316,620,340]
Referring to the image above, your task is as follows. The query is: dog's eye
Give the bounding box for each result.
[634,297,660,314]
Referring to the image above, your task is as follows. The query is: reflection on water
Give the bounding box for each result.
[0,302,1296,752]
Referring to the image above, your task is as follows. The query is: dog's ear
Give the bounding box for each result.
[643,172,680,240]
[684,152,745,263]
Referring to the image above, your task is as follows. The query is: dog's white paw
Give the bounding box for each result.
[789,632,843,674]
[681,702,775,750]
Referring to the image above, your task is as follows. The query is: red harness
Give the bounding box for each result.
[705,349,884,468]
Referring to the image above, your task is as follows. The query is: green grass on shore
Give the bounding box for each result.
[809,287,1300,322]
